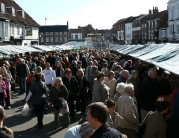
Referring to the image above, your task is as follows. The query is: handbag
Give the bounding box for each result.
[54,100,62,109]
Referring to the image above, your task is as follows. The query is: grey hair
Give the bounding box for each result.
[120,70,129,77]
[107,71,115,77]
[72,60,77,65]
[124,83,134,94]
[116,82,126,93]
[148,68,156,76]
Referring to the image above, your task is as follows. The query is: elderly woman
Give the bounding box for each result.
[76,69,88,114]
[92,72,110,103]
[50,77,69,130]
[116,83,139,138]
[26,73,50,128]
[62,68,79,121]
[113,82,126,103]
[104,71,116,98]
[1,66,11,109]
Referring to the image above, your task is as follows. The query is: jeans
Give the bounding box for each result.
[33,103,45,127]
[18,77,26,93]
[54,108,70,127]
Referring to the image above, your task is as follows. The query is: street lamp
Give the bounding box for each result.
[45,17,47,45]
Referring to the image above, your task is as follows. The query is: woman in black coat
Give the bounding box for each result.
[76,69,88,114]
[62,68,79,120]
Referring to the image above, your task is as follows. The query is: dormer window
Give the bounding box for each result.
[17,10,25,18]
[6,7,15,16]
[0,3,5,13]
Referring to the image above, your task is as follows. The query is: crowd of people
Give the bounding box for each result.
[0,48,178,138]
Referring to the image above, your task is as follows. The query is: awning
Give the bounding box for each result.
[109,43,179,75]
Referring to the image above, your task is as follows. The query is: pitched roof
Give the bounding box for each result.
[0,0,39,27]
[150,10,168,20]
[39,25,68,32]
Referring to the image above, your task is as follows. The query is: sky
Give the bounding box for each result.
[15,0,169,29]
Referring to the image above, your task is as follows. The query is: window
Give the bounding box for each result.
[55,37,58,42]
[41,37,43,42]
[50,32,53,35]
[25,27,32,36]
[41,32,43,35]
[171,10,174,20]
[21,26,23,35]
[75,35,78,39]
[151,22,153,28]
[64,37,67,42]
[55,32,58,35]
[60,37,62,42]
[17,24,19,35]
[148,22,150,29]
[145,24,146,28]
[50,37,53,42]
[46,37,49,42]
[17,10,25,18]
[0,3,5,13]
[2,22,4,37]
[155,20,157,28]
[4,22,8,37]
[145,33,147,39]
[11,24,14,35]
[6,7,15,16]
[64,32,67,35]
[177,25,179,34]
[71,35,73,39]
[59,32,62,35]
[148,30,150,39]
[170,25,173,34]
[46,32,49,35]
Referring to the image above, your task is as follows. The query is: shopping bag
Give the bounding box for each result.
[22,103,30,116]
[60,98,69,114]
[61,97,67,108]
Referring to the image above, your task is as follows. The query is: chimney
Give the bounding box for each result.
[149,9,152,15]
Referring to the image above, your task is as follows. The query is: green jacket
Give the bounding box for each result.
[50,85,69,102]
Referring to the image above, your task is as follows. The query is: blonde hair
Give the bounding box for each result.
[77,69,84,76]
[53,77,63,86]
[1,66,7,74]
[36,66,42,73]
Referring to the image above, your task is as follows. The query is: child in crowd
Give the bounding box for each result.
[0,75,6,107]
[26,71,34,96]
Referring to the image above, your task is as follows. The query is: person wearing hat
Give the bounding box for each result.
[64,122,93,138]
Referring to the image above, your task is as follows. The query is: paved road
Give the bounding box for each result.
[4,88,86,138]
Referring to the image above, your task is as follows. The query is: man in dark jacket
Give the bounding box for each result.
[16,58,30,95]
[86,102,122,138]
[139,68,158,122]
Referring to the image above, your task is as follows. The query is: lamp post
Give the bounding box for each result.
[45,17,47,45]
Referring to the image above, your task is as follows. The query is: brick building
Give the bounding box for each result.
[39,22,68,45]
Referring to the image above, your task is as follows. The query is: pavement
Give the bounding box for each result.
[4,86,87,138]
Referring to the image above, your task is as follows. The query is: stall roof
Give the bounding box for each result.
[109,43,179,75]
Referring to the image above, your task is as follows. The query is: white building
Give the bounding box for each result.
[125,23,133,44]
[0,1,39,45]
[168,0,179,41]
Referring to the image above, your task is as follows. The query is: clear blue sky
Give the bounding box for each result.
[15,0,169,29]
